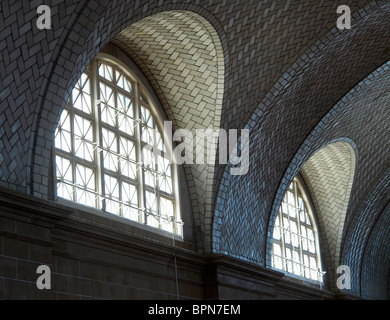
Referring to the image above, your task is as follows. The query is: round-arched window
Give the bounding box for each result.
[54,55,182,236]
[272,177,323,282]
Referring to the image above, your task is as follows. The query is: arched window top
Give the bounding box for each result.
[54,55,182,236]
[272,177,324,283]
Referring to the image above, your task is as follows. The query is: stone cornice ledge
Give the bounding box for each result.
[204,254,337,300]
[0,186,72,224]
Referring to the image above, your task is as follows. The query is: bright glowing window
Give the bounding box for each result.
[54,57,182,236]
[272,178,324,282]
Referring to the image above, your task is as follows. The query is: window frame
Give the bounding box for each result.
[53,53,183,237]
[272,176,324,283]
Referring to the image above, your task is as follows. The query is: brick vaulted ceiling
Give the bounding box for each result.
[111,11,225,252]
[1,0,390,298]
[300,141,356,292]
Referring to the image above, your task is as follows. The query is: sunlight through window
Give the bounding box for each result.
[272,178,324,282]
[54,57,182,236]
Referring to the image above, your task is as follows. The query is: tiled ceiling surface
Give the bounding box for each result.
[1,0,390,298]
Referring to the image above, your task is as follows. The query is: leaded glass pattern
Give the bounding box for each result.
[272,178,323,282]
[54,58,182,236]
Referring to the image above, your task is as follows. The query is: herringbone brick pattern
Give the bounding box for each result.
[342,168,390,297]
[1,0,390,299]
[267,60,390,296]
[360,203,390,299]
[214,2,390,297]
[300,141,356,291]
[111,11,224,251]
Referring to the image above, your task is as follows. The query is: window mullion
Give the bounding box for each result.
[294,181,304,277]
[113,70,124,218]
[279,211,286,272]
[153,126,161,229]
[172,149,179,235]
[68,103,77,203]
[286,189,294,274]
[134,82,145,224]
[92,60,105,210]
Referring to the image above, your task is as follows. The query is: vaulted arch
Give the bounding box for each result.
[342,168,390,297]
[360,202,390,299]
[27,4,226,253]
[111,10,225,252]
[212,1,390,272]
[300,141,356,290]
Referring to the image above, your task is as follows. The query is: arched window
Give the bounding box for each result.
[54,55,182,236]
[272,177,324,282]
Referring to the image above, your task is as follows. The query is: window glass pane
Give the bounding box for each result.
[75,164,95,190]
[99,63,113,82]
[55,110,72,153]
[117,93,135,135]
[74,115,94,162]
[298,196,305,223]
[102,128,118,172]
[273,216,281,240]
[158,155,172,194]
[56,156,72,181]
[160,197,174,233]
[287,190,295,207]
[119,137,136,180]
[121,182,139,221]
[142,125,154,146]
[307,229,314,241]
[308,240,316,254]
[281,199,288,214]
[145,191,158,228]
[290,221,299,247]
[301,226,308,251]
[293,250,300,275]
[283,217,291,244]
[273,244,283,270]
[286,190,296,218]
[304,255,310,278]
[142,147,156,188]
[75,164,96,207]
[144,170,156,189]
[285,247,291,259]
[72,73,92,114]
[116,70,132,92]
[142,144,155,167]
[310,257,318,280]
[141,106,154,130]
[285,248,292,273]
[100,83,116,127]
[306,212,311,226]
[273,243,282,257]
[275,215,280,226]
[57,181,73,201]
[104,175,119,214]
[56,156,73,200]
[155,129,165,152]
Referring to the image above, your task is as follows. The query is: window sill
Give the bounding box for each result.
[55,197,195,251]
[271,267,325,290]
